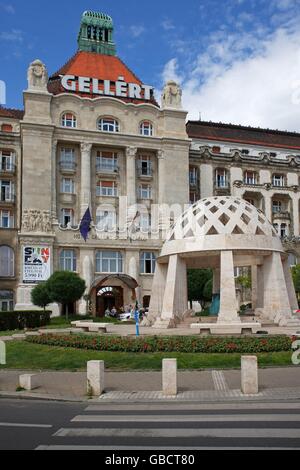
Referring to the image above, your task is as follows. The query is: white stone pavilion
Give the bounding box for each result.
[145,196,298,333]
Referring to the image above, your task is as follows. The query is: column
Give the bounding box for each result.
[78,249,94,315]
[292,196,300,237]
[256,265,264,310]
[157,150,165,204]
[218,251,239,323]
[213,268,220,294]
[263,193,272,224]
[51,140,58,222]
[262,252,292,324]
[251,265,258,310]
[145,262,168,326]
[160,255,188,323]
[282,257,298,311]
[126,146,137,209]
[80,142,92,217]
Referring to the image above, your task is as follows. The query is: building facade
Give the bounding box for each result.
[0,10,300,316]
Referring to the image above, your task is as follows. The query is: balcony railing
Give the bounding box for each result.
[59,161,76,172]
[138,167,153,178]
[0,194,15,203]
[0,164,16,174]
[272,211,291,221]
[96,163,119,175]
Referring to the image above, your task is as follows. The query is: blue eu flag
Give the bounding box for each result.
[80,208,92,242]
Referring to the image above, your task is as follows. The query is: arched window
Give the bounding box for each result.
[96,251,123,273]
[140,252,156,274]
[0,246,14,277]
[59,250,77,272]
[98,117,119,133]
[140,121,153,137]
[61,113,77,129]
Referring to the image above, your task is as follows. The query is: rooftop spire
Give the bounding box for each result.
[77,10,116,56]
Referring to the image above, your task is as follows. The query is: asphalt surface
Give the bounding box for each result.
[1,398,300,450]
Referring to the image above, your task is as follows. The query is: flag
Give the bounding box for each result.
[80,208,92,242]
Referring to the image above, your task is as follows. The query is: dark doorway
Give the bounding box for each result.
[96,286,123,317]
[143,296,151,309]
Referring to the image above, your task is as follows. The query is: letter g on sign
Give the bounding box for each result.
[292,340,300,365]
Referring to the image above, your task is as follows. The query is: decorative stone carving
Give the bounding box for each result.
[161,80,182,109]
[126,146,137,159]
[22,209,52,233]
[27,59,48,91]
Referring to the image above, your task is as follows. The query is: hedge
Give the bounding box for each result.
[0,311,51,331]
[26,333,293,354]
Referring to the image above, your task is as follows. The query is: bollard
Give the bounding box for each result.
[162,359,177,396]
[19,374,40,391]
[87,360,105,397]
[241,356,258,395]
[0,341,6,365]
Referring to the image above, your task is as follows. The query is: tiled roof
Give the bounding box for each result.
[0,107,24,120]
[187,120,300,150]
[48,50,159,106]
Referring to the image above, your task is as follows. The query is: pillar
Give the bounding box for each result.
[241,356,258,395]
[282,257,298,311]
[160,255,188,324]
[80,142,92,217]
[218,251,239,323]
[126,147,137,209]
[145,262,168,326]
[263,194,272,224]
[251,265,258,310]
[87,361,105,396]
[158,150,165,204]
[292,196,300,237]
[213,268,220,294]
[78,250,94,315]
[255,265,264,312]
[262,252,292,324]
[51,140,58,222]
[162,359,177,396]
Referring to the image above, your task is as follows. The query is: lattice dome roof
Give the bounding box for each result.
[167,197,277,241]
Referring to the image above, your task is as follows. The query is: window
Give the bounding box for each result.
[288,253,297,267]
[280,223,288,238]
[189,167,198,186]
[60,209,74,227]
[139,213,151,232]
[96,181,118,197]
[59,250,77,272]
[272,200,282,213]
[138,156,152,177]
[1,124,13,133]
[244,171,257,185]
[0,151,14,172]
[140,252,156,274]
[215,169,228,188]
[140,121,153,137]
[0,246,14,277]
[96,151,118,172]
[272,174,285,187]
[61,178,75,194]
[139,184,152,200]
[96,210,117,231]
[96,251,123,273]
[0,180,14,202]
[60,148,75,170]
[0,290,14,311]
[190,192,198,205]
[0,210,13,228]
[98,118,119,133]
[61,113,77,128]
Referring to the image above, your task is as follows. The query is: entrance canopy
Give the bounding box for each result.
[91,274,139,290]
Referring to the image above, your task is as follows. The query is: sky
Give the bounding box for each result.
[1,0,300,131]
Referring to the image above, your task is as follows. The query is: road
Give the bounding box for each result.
[0,398,300,450]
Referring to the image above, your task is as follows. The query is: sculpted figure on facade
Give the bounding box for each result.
[161,80,182,109]
[27,59,48,91]
[22,209,52,233]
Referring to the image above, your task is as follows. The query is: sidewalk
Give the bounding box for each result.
[0,367,300,402]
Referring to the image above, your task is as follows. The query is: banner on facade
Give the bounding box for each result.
[23,246,51,284]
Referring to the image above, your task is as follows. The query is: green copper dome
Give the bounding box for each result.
[78,10,116,55]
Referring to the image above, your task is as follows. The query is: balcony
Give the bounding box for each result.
[0,164,16,175]
[214,183,230,196]
[272,211,291,222]
[60,193,76,205]
[96,163,119,178]
[59,161,77,174]
[0,194,15,206]
[137,167,153,180]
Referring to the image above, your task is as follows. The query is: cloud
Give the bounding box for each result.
[129,25,146,38]
[161,19,175,31]
[162,58,183,84]
[0,29,23,42]
[0,3,15,14]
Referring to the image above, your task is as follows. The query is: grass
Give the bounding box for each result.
[0,341,295,371]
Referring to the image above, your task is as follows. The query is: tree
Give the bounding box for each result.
[203,278,213,303]
[31,283,52,312]
[47,271,86,320]
[187,269,213,309]
[292,265,300,299]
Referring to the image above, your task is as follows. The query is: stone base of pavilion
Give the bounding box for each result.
[190,321,261,335]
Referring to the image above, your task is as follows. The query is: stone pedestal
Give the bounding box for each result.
[87,360,105,396]
[162,359,177,396]
[241,356,258,395]
[19,374,40,391]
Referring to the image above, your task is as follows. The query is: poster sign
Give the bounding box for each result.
[23,246,51,284]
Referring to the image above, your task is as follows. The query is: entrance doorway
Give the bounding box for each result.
[96,286,123,317]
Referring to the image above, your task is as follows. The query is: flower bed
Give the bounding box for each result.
[26,333,293,354]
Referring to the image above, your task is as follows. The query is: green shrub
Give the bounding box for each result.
[26,333,292,354]
[0,311,51,331]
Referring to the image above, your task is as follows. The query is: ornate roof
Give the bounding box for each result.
[167,197,277,241]
[0,107,24,119]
